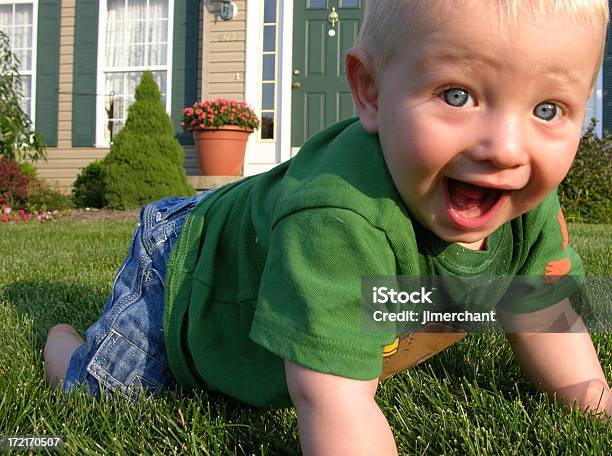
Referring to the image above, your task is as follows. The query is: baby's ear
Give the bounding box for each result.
[345,48,379,133]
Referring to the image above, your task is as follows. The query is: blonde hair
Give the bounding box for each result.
[358,0,609,75]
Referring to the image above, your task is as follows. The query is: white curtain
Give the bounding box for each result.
[105,0,168,68]
[103,0,169,142]
[0,3,33,116]
[0,5,12,29]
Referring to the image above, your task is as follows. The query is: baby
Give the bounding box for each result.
[45,0,610,454]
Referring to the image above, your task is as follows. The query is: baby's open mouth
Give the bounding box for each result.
[444,178,510,230]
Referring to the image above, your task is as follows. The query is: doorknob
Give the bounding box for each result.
[292,82,301,89]
[293,69,301,75]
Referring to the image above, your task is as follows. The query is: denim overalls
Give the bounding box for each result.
[63,191,214,400]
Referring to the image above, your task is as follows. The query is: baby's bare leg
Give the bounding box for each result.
[43,324,84,389]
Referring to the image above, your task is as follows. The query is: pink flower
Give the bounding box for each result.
[18,209,26,216]
[3,207,10,214]
[1,216,8,223]
[24,214,30,221]
[37,215,42,221]
[52,210,59,215]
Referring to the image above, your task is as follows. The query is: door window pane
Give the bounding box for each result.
[262,54,275,81]
[263,25,275,52]
[261,112,274,140]
[339,0,360,8]
[307,0,327,9]
[263,0,276,22]
[262,83,274,110]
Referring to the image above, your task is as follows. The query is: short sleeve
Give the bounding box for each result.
[249,208,397,380]
[498,192,585,314]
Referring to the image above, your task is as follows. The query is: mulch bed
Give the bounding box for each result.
[56,207,141,223]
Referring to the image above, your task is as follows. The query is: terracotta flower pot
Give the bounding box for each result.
[192,125,253,176]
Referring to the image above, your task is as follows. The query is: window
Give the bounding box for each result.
[260,0,278,140]
[583,66,603,137]
[0,0,36,119]
[97,0,172,145]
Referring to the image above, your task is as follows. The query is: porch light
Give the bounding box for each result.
[219,1,238,21]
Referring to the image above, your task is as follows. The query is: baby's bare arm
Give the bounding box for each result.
[499,299,611,418]
[284,359,398,456]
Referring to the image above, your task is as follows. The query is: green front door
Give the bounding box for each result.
[291,1,364,147]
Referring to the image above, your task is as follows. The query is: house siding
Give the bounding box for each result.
[202,0,247,100]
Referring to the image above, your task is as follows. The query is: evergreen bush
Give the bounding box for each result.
[102,71,194,209]
[558,119,611,224]
[72,159,108,208]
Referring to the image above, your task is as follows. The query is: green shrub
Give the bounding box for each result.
[558,120,612,224]
[102,71,194,209]
[72,159,108,208]
[26,178,73,212]
[18,161,38,179]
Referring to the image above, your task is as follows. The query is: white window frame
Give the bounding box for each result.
[95,0,174,147]
[0,0,38,124]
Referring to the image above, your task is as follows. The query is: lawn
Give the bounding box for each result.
[0,221,610,455]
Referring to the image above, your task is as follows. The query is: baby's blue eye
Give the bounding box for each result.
[533,102,560,121]
[443,88,470,107]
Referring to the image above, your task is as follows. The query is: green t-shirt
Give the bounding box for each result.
[164,118,583,409]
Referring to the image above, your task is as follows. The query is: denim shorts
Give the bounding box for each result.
[63,190,214,400]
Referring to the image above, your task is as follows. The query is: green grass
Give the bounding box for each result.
[0,221,610,455]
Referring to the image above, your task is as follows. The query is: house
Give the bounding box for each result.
[0,0,609,194]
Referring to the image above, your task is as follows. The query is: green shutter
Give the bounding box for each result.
[35,0,60,147]
[72,0,99,146]
[171,0,200,145]
[604,0,612,133]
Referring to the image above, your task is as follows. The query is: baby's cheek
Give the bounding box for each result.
[533,148,575,191]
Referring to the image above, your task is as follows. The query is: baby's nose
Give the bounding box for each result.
[469,115,530,169]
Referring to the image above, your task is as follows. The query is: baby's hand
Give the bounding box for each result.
[543,257,571,283]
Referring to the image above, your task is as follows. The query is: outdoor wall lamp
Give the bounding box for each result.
[219,1,238,21]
